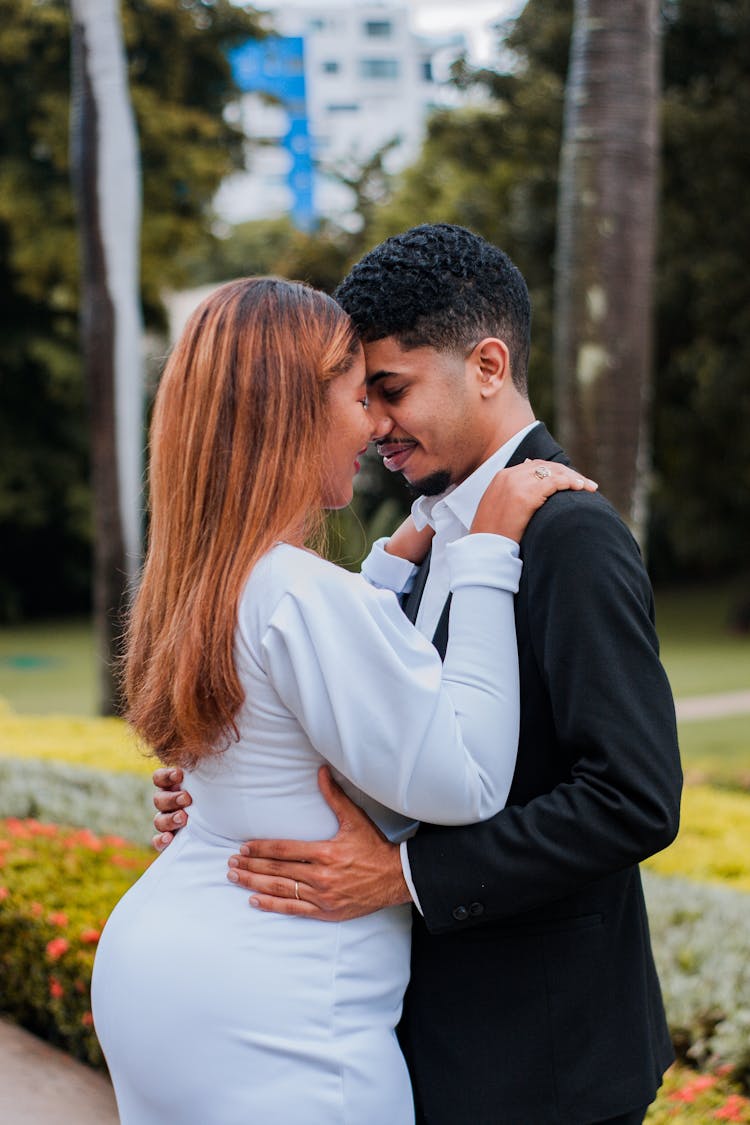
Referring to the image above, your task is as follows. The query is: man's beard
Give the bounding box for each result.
[405,469,452,498]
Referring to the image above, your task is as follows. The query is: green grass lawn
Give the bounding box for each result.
[0,582,748,783]
[0,619,96,715]
[656,582,750,697]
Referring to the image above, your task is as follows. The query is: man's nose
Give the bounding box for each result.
[367,402,392,442]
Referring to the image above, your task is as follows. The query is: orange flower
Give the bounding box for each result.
[111,854,140,869]
[49,978,64,1000]
[48,912,69,928]
[81,1011,94,1027]
[79,928,101,944]
[46,937,70,961]
[30,902,43,917]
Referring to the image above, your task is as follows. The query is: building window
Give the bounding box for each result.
[322,60,340,74]
[364,20,392,38]
[325,103,359,113]
[422,60,433,82]
[359,58,399,79]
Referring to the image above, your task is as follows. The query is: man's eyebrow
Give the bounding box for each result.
[365,369,399,387]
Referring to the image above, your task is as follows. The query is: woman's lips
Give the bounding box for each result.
[377,441,416,472]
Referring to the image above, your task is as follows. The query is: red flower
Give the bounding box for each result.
[46,937,70,961]
[79,928,101,944]
[0,887,8,900]
[81,1011,94,1027]
[30,902,43,917]
[692,1076,719,1092]
[714,1094,750,1121]
[48,911,69,927]
[669,1087,697,1103]
[49,978,64,1000]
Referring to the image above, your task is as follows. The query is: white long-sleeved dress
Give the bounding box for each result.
[92,536,521,1124]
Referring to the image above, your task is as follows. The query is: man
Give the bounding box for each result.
[154,225,681,1124]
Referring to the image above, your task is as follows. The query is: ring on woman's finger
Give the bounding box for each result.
[294,880,301,901]
[533,466,552,480]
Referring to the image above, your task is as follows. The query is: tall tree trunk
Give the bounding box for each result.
[554,0,660,547]
[70,0,143,714]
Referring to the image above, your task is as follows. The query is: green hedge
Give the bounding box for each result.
[0,817,152,1066]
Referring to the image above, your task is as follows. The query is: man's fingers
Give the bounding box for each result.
[229,870,316,902]
[153,810,187,833]
[152,831,174,852]
[152,767,184,791]
[228,856,317,884]
[152,789,191,813]
[246,893,324,919]
[239,837,329,863]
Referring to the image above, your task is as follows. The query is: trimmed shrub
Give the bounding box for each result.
[646,1063,750,1122]
[644,872,750,1086]
[0,757,155,846]
[644,786,750,892]
[0,698,150,775]
[0,817,152,1066]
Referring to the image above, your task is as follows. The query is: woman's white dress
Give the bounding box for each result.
[92,537,521,1124]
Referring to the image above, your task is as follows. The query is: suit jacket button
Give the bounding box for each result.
[469,902,484,916]
[452,905,469,921]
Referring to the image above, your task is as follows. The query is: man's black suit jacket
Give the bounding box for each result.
[397,424,682,1125]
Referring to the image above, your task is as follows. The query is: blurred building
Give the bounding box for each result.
[214,4,469,229]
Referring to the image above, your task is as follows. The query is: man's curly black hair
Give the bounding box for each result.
[334,224,531,395]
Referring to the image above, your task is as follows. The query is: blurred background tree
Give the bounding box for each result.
[0,0,262,621]
[554,0,660,547]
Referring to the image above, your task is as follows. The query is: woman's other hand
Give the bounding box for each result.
[384,514,435,564]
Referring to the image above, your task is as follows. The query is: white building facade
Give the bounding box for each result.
[215,4,468,228]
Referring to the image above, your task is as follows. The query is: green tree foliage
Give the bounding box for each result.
[368,0,750,580]
[0,0,263,619]
[651,0,750,579]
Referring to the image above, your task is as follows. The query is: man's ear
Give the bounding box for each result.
[469,338,510,398]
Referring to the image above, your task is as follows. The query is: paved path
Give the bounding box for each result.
[675,689,750,722]
[0,1019,117,1124]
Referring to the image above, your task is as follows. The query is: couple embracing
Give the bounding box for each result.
[92,225,681,1124]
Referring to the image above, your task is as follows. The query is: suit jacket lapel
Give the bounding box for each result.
[403,552,431,625]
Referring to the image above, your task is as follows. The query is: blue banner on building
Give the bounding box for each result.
[229,37,315,231]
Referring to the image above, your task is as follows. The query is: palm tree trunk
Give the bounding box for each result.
[554,0,660,547]
[70,0,143,714]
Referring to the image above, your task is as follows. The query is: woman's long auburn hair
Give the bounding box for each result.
[124,277,360,767]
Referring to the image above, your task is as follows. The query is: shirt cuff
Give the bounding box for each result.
[400,840,424,914]
[447,533,522,593]
[361,537,418,594]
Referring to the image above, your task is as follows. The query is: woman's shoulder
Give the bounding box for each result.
[239,543,363,638]
[251,542,347,592]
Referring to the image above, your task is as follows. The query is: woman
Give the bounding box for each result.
[92,277,592,1124]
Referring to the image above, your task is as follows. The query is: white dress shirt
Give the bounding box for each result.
[361,421,540,905]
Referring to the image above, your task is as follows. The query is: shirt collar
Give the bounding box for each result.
[411,421,540,533]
